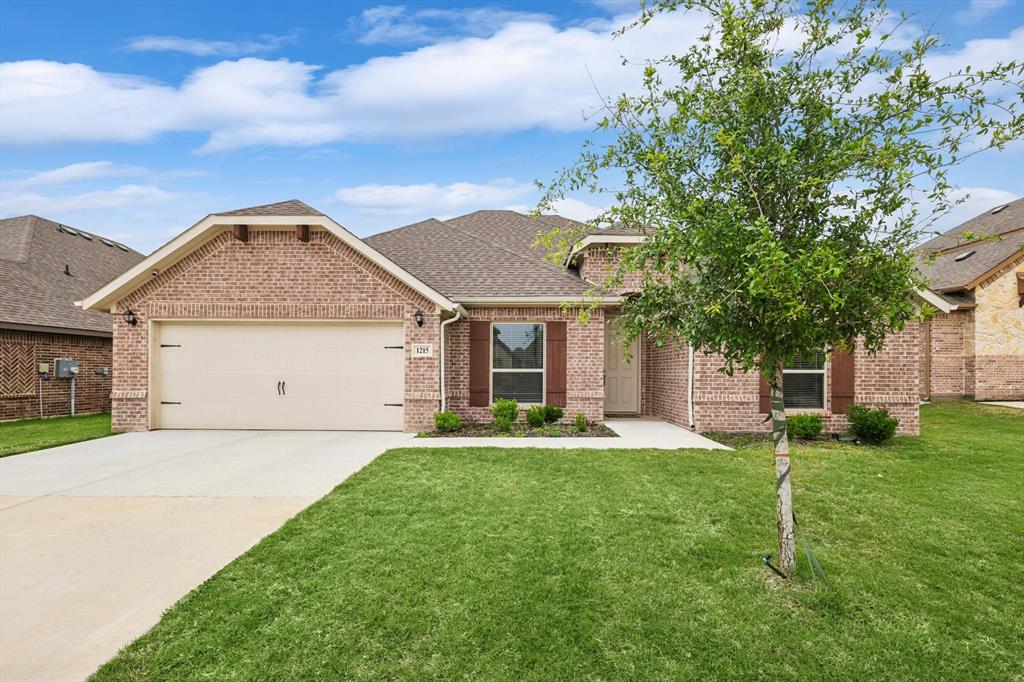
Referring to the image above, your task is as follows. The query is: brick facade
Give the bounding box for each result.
[920,257,1024,401]
[1,328,113,421]
[444,307,605,424]
[109,229,439,432]
[577,245,644,294]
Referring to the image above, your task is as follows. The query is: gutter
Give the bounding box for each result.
[688,345,695,429]
[438,306,465,412]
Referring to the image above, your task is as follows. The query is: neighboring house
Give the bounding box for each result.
[916,199,1024,401]
[80,200,920,435]
[1,216,144,420]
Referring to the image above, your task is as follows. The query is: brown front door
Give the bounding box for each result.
[604,316,639,413]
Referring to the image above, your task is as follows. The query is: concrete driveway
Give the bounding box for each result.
[0,429,411,682]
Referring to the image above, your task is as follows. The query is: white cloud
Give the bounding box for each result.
[953,0,1012,24]
[329,178,533,216]
[4,161,147,189]
[548,196,607,221]
[930,186,1021,233]
[350,5,555,45]
[1,184,173,215]
[1,13,1020,152]
[125,33,296,56]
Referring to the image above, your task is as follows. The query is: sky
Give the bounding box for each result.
[1,0,1022,254]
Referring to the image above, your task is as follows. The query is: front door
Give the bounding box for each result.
[604,317,640,413]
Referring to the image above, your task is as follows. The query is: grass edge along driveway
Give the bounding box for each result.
[0,412,113,457]
[92,402,1023,680]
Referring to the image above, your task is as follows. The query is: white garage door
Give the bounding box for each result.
[154,322,405,430]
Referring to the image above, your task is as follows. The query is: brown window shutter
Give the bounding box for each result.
[545,321,567,407]
[758,374,770,413]
[469,321,491,407]
[831,349,856,414]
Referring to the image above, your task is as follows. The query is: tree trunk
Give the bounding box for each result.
[770,362,796,574]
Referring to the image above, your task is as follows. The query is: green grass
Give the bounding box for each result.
[93,402,1023,680]
[0,412,113,457]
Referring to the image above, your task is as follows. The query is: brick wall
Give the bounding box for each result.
[689,325,920,435]
[1,328,113,420]
[444,307,605,424]
[110,229,439,432]
[577,245,645,294]
[641,336,691,427]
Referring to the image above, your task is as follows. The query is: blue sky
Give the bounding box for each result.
[1,0,1021,253]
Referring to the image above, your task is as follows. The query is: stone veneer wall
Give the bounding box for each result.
[444,307,605,424]
[110,229,439,432]
[972,259,1024,400]
[1,328,113,420]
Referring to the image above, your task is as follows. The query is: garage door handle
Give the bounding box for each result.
[281,381,286,396]
[277,381,282,395]
[384,403,403,407]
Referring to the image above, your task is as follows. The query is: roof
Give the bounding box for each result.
[80,201,459,314]
[365,210,595,299]
[216,199,324,217]
[917,198,1024,292]
[1,215,145,334]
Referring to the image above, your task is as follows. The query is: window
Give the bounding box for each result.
[783,351,826,409]
[492,323,544,403]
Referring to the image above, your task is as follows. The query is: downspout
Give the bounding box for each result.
[439,307,463,412]
[687,345,695,429]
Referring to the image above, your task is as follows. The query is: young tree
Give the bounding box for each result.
[539,0,1022,573]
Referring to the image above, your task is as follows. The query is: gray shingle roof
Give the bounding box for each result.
[365,211,592,298]
[916,198,1024,292]
[217,199,324,217]
[1,215,145,334]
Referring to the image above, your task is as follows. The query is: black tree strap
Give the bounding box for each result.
[771,466,832,590]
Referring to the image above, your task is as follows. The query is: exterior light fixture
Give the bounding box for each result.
[122,309,138,327]
[414,309,424,327]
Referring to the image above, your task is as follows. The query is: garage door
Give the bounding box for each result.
[154,322,405,430]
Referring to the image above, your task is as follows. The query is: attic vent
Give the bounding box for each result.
[116,243,129,252]
[101,239,114,247]
[79,232,93,240]
[991,204,1007,214]
[954,250,976,262]
[61,226,78,236]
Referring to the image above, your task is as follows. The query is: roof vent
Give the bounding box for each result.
[64,264,72,276]
[79,232,93,240]
[991,204,1007,215]
[61,226,78,236]
[101,239,114,247]
[116,243,129,252]
[954,250,976,262]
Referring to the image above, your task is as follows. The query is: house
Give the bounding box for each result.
[1,215,145,420]
[80,200,920,434]
[916,199,1024,401]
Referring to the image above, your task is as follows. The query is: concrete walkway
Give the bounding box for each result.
[982,401,1024,409]
[0,430,412,682]
[411,418,730,450]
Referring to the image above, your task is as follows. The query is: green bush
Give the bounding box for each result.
[491,398,518,424]
[846,404,899,444]
[433,411,461,432]
[787,413,823,440]
[494,415,514,433]
[575,413,587,432]
[526,405,546,428]
[543,405,564,423]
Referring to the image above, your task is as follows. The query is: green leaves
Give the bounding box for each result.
[538,0,1021,375]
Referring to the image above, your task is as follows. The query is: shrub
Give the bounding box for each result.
[543,405,564,423]
[526,405,546,428]
[433,410,461,432]
[575,413,587,432]
[494,415,514,433]
[787,414,823,440]
[491,398,518,424]
[846,404,899,444]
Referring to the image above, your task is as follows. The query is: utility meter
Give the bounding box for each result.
[55,358,79,378]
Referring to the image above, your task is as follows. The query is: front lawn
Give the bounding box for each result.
[93,402,1022,680]
[0,412,113,457]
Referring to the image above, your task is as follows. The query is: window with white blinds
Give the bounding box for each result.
[783,351,826,409]
[492,323,544,403]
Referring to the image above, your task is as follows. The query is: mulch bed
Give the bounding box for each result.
[418,422,619,438]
